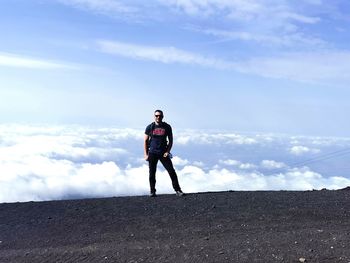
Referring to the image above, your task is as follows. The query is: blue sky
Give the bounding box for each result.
[1,0,350,136]
[1,1,350,202]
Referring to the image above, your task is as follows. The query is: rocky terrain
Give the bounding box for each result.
[1,189,350,262]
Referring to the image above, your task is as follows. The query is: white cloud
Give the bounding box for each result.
[0,125,151,202]
[57,0,137,16]
[280,11,320,24]
[159,0,311,20]
[261,160,286,169]
[0,159,150,202]
[159,0,322,35]
[179,165,350,193]
[57,0,323,26]
[97,39,350,84]
[200,28,326,47]
[0,53,76,70]
[289,145,320,156]
[239,163,257,170]
[55,0,340,85]
[175,131,258,145]
[97,40,231,69]
[219,159,240,166]
[238,51,350,83]
[0,125,349,203]
[193,161,205,167]
[55,0,326,50]
[172,156,190,166]
[304,0,322,4]
[219,159,257,170]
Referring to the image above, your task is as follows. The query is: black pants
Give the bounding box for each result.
[148,153,181,193]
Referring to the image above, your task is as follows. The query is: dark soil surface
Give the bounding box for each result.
[1,189,350,262]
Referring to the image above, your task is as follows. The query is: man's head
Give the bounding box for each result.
[154,110,164,124]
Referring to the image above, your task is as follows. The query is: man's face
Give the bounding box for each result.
[154,112,163,123]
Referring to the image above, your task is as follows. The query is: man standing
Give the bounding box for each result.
[144,110,184,197]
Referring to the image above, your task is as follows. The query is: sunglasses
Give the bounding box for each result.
[154,115,163,118]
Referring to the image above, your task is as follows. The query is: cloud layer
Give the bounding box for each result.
[1,125,350,203]
[57,0,138,17]
[97,39,350,84]
[0,53,75,70]
[97,40,232,69]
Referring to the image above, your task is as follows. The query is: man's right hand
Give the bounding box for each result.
[144,154,149,161]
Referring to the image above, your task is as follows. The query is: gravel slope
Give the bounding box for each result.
[1,189,350,262]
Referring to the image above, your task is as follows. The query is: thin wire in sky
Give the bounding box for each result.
[268,148,350,176]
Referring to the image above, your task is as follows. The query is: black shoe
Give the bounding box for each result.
[176,190,185,197]
[150,192,157,197]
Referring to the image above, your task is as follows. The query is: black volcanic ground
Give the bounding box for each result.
[1,190,350,262]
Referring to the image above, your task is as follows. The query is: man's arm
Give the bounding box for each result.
[164,125,173,157]
[166,134,173,154]
[144,134,150,160]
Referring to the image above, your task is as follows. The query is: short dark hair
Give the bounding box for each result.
[154,109,163,116]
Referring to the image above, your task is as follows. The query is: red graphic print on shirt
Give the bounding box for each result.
[153,128,166,136]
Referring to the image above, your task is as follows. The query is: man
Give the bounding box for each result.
[144,110,184,197]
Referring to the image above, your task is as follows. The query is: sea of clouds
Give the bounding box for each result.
[1,124,350,203]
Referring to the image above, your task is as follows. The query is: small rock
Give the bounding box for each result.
[299,257,306,262]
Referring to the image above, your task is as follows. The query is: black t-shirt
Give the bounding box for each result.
[145,122,172,155]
